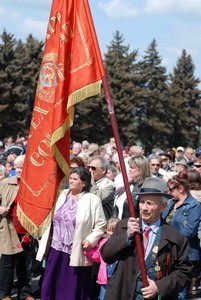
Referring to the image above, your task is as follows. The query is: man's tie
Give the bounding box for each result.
[143,226,151,255]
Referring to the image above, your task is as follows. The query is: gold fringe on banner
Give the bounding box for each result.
[17,203,54,239]
[68,80,102,108]
[51,79,102,177]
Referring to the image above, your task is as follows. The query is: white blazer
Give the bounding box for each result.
[36,189,106,266]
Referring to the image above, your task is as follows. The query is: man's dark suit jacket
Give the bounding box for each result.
[101,218,192,300]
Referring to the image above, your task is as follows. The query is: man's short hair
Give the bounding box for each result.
[89,155,109,171]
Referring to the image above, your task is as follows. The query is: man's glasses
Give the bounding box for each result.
[151,164,160,167]
[87,166,97,171]
[168,185,178,192]
[194,165,201,168]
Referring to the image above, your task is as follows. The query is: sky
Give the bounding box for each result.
[0,0,201,80]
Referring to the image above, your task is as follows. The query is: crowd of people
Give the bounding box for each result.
[0,133,201,300]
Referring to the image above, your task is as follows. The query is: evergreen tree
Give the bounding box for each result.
[136,39,171,152]
[0,31,43,139]
[14,34,44,131]
[103,31,139,146]
[169,50,201,147]
[71,88,107,144]
[0,30,16,138]
[71,31,139,146]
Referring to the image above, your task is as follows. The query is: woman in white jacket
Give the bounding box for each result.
[38,167,106,300]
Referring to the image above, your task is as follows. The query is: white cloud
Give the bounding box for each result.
[98,0,140,18]
[98,0,201,19]
[0,6,18,19]
[172,24,201,67]
[0,6,5,15]
[160,42,201,76]
[17,18,47,39]
[144,0,201,17]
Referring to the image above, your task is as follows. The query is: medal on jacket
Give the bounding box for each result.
[155,260,162,279]
[152,243,159,254]
[155,265,161,272]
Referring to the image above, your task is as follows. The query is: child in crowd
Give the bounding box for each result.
[83,217,119,300]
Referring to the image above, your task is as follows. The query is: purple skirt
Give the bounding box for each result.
[41,247,92,300]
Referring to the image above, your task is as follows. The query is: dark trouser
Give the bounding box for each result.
[91,262,100,300]
[0,252,34,299]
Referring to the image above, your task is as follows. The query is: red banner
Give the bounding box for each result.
[17,0,105,238]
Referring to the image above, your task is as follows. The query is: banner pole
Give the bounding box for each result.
[102,75,148,287]
[83,0,148,287]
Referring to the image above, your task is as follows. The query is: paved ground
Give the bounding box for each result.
[10,276,201,300]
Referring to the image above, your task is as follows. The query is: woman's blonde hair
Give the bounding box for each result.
[128,156,151,185]
[107,217,120,232]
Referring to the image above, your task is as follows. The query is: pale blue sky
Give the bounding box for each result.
[0,0,201,80]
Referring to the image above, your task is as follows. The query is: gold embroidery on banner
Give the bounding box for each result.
[60,21,74,47]
[30,106,49,133]
[57,64,65,81]
[36,53,60,103]
[47,12,61,39]
[30,131,52,167]
[68,10,92,74]
[46,9,93,74]
[57,12,61,23]
[62,22,74,39]
[29,97,64,138]
[30,152,44,167]
[29,8,100,172]
[54,97,64,109]
[20,168,56,197]
[47,12,74,47]
[41,52,58,64]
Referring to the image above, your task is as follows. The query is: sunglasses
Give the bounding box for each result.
[168,185,178,192]
[151,164,160,167]
[194,165,201,168]
[87,166,98,171]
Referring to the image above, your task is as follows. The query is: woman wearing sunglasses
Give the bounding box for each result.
[163,171,201,300]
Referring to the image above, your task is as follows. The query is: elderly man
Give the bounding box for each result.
[149,156,163,178]
[175,146,185,162]
[183,147,195,165]
[101,177,192,300]
[87,155,115,220]
[70,142,82,159]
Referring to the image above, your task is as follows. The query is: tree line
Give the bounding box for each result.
[0,30,200,153]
